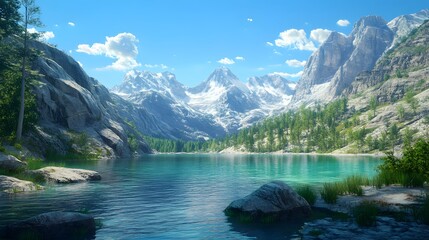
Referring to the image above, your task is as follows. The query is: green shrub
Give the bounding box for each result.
[373,169,425,188]
[354,201,378,227]
[296,185,317,205]
[377,139,429,187]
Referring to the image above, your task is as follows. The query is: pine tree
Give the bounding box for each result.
[16,0,42,141]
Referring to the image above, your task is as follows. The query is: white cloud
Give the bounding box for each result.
[275,29,316,51]
[256,67,265,71]
[337,19,350,27]
[285,59,306,67]
[77,32,141,71]
[247,18,253,22]
[266,41,274,46]
[217,57,235,65]
[310,28,332,44]
[273,49,282,55]
[27,28,55,41]
[235,56,245,61]
[68,22,75,27]
[144,64,168,69]
[269,71,303,78]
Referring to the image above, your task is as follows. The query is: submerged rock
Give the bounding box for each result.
[224,181,311,222]
[26,167,101,183]
[1,211,96,240]
[0,175,43,193]
[0,153,27,173]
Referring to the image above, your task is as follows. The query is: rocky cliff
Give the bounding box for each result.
[27,41,152,158]
[345,20,429,102]
[291,16,394,107]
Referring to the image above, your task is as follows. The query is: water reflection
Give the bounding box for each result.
[0,154,381,239]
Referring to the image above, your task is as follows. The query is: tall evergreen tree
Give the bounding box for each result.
[16,0,42,141]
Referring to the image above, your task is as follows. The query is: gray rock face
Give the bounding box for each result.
[291,16,394,107]
[0,175,43,193]
[28,41,152,158]
[328,16,394,96]
[0,153,27,172]
[1,211,95,240]
[27,167,101,183]
[295,32,353,99]
[224,181,311,222]
[345,20,429,102]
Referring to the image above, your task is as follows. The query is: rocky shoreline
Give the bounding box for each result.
[301,185,429,239]
[301,216,429,240]
[0,152,101,193]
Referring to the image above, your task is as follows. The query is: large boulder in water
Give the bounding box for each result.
[224,181,311,222]
[1,211,96,240]
[26,167,101,183]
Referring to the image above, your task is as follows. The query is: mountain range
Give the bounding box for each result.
[110,9,429,141]
[111,66,296,139]
[19,9,429,157]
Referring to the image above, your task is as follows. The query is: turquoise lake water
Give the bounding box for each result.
[0,154,381,239]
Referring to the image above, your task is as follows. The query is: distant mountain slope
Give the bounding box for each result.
[196,20,429,154]
[112,67,296,137]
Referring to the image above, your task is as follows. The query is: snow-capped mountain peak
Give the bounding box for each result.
[112,70,187,101]
[191,67,250,94]
[387,9,429,47]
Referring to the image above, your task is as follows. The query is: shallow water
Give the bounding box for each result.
[0,154,381,239]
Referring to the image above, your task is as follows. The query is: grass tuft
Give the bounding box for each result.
[296,185,317,205]
[320,182,340,204]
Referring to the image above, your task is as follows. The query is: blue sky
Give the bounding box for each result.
[35,0,428,88]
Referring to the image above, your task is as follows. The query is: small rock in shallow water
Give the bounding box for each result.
[0,175,43,193]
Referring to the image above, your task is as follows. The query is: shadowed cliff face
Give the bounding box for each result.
[28,41,152,158]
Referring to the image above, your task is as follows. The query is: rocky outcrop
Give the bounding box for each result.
[224,181,311,222]
[0,175,43,193]
[1,211,95,240]
[27,41,152,158]
[0,153,27,173]
[26,167,101,183]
